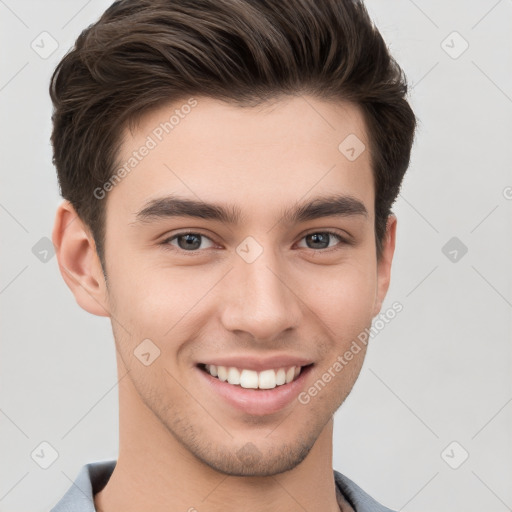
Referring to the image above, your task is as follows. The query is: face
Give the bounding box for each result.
[100,95,394,476]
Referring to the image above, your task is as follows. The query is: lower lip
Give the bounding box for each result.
[196,364,314,416]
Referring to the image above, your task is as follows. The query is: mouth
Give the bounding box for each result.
[197,362,312,390]
[194,356,315,415]
[197,363,313,390]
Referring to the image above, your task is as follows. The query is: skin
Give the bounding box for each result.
[52,94,396,512]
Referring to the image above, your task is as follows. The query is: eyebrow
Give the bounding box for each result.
[133,193,368,226]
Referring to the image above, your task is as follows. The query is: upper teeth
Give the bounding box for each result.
[205,364,302,389]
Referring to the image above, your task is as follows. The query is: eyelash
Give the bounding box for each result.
[160,230,350,255]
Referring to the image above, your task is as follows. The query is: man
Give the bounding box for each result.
[49,0,416,510]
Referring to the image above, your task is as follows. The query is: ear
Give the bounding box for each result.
[52,200,110,317]
[372,214,397,317]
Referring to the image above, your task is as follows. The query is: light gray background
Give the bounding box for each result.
[1,1,511,511]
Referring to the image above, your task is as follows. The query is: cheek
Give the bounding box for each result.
[298,258,377,330]
[107,256,219,340]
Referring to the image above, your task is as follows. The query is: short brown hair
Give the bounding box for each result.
[50,0,416,269]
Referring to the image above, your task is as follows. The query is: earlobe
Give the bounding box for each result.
[52,200,110,317]
[372,214,397,317]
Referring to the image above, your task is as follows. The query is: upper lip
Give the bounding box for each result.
[199,354,314,372]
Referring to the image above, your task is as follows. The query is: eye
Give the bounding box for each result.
[296,230,347,251]
[160,229,349,254]
[161,231,216,252]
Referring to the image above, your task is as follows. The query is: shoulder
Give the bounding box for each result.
[49,460,116,512]
[334,470,397,512]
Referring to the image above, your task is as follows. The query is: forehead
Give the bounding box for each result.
[108,95,374,225]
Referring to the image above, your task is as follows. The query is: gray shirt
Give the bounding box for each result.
[50,459,396,512]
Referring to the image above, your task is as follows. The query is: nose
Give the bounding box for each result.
[219,246,302,342]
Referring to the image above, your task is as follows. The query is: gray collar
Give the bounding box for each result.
[50,460,395,512]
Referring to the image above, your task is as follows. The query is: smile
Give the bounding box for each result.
[199,363,308,390]
[195,357,315,415]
